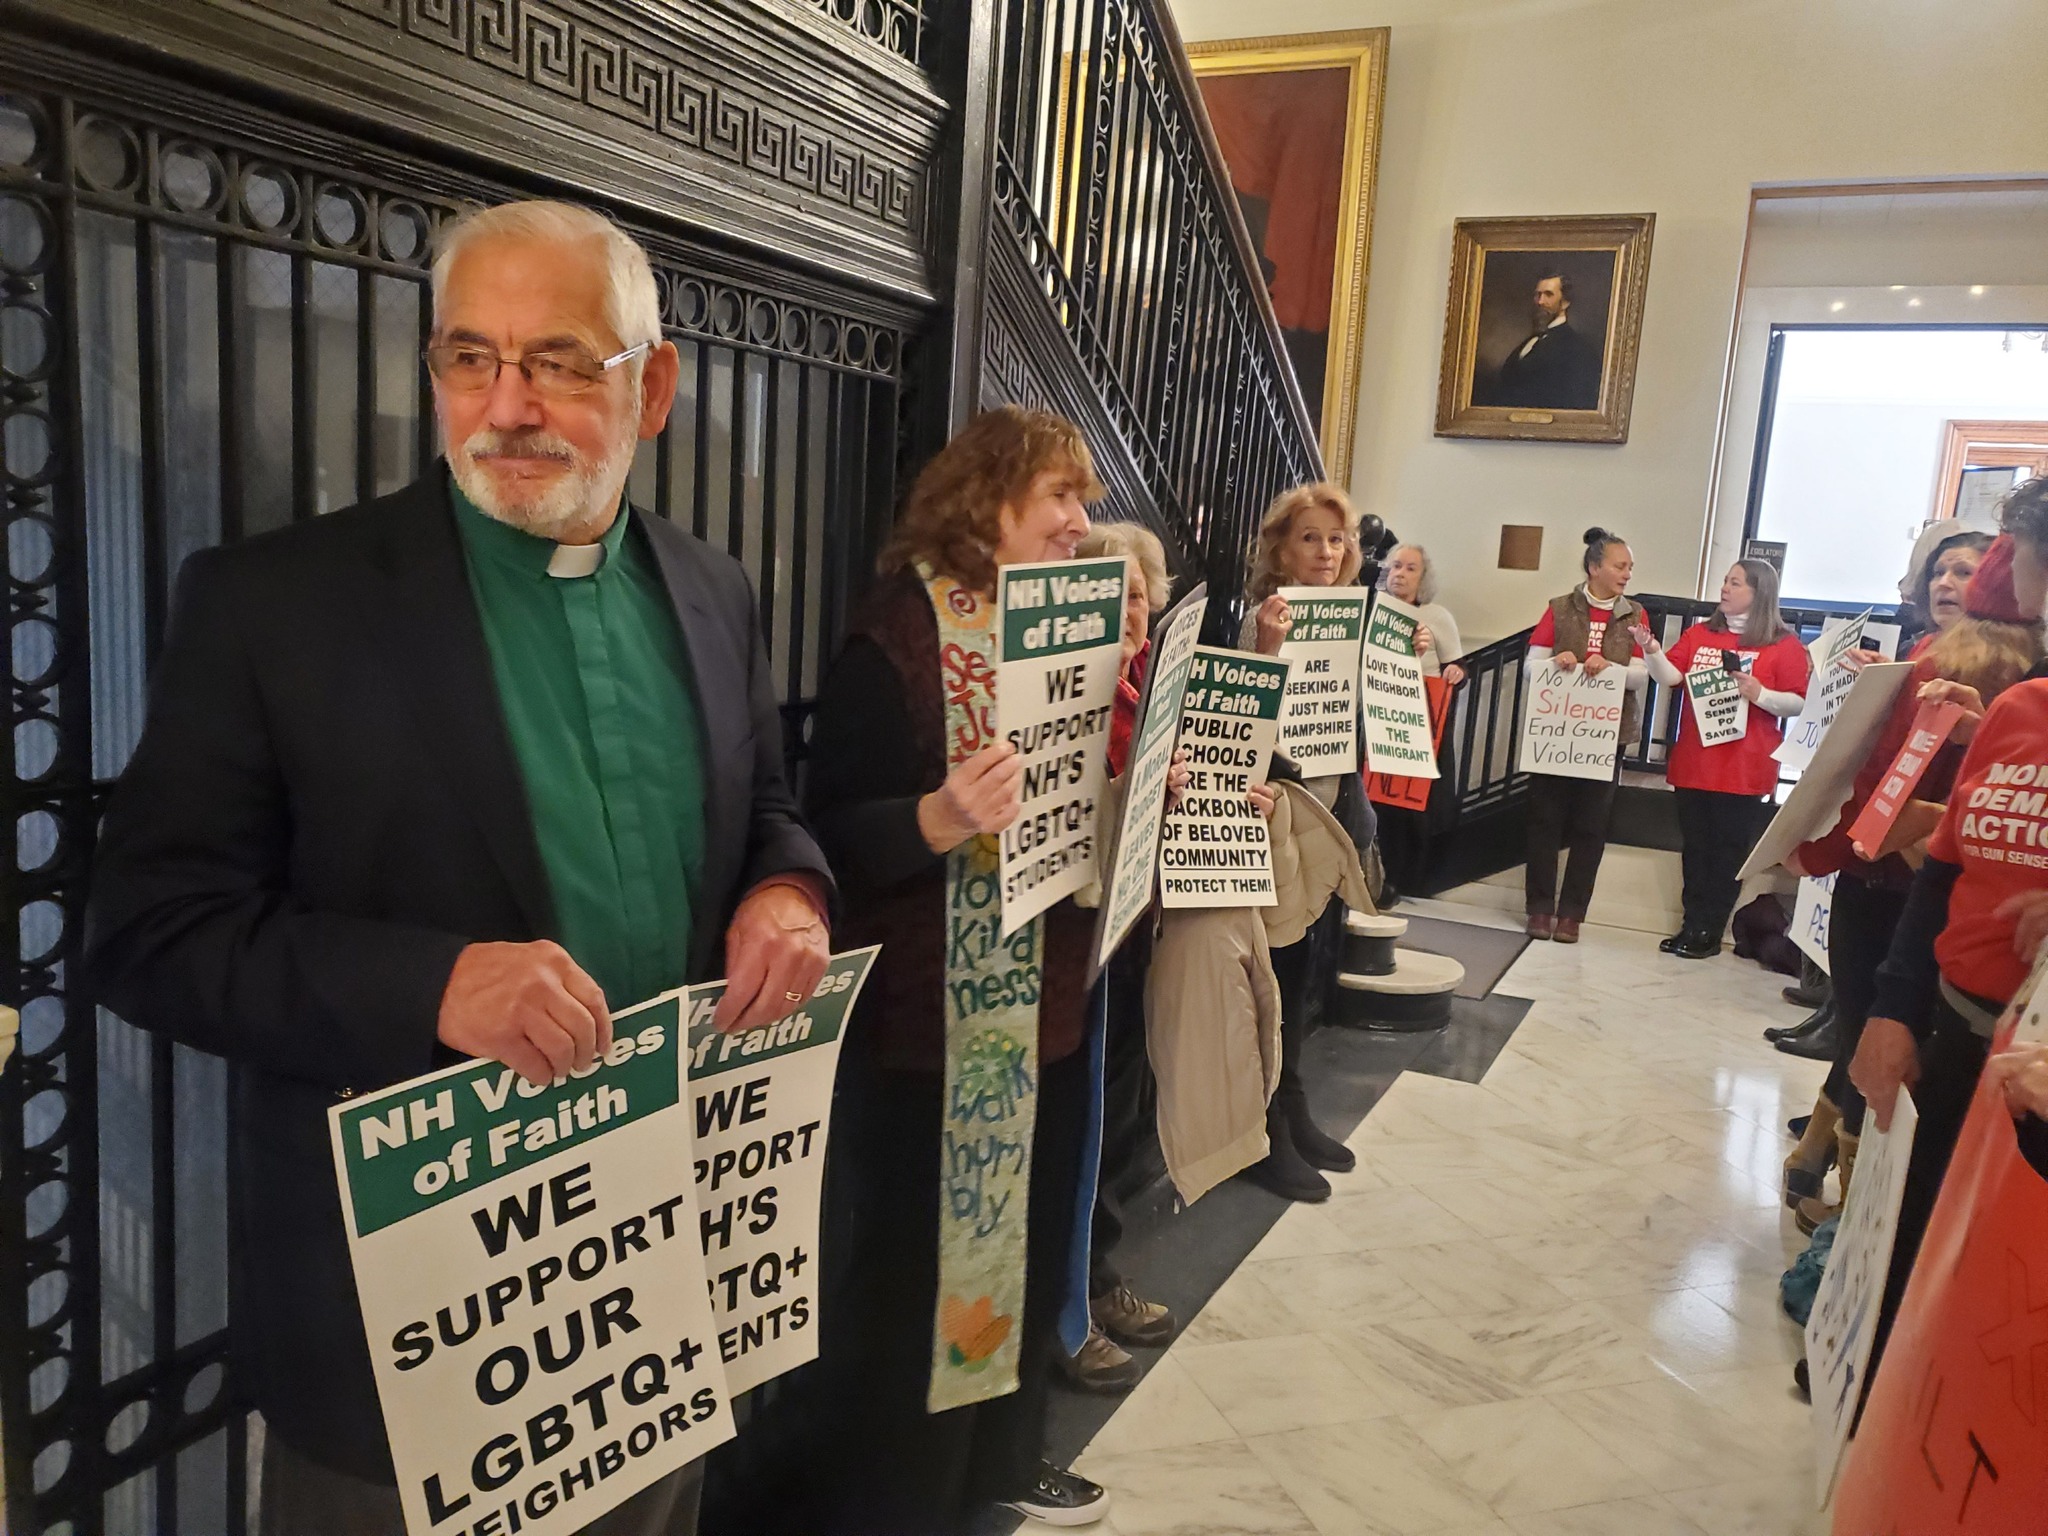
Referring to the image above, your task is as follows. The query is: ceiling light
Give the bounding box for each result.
[1972,285,1986,296]
[1829,301,1845,312]
[1890,284,1907,291]
[1908,297,1922,307]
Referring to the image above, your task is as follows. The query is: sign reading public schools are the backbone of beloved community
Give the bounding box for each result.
[330,952,877,1536]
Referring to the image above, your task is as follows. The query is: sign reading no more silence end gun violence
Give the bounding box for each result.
[330,993,732,1536]
[686,946,878,1397]
[996,557,1128,936]
[1519,659,1625,780]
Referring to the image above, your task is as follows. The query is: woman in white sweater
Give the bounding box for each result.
[1377,545,1464,895]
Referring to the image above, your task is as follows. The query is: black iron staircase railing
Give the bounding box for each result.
[978,0,1324,632]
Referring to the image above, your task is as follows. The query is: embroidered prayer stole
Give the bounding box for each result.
[923,567,1044,1412]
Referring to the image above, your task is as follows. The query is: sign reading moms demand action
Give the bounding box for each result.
[1159,646,1288,908]
[686,947,878,1396]
[1274,587,1366,776]
[996,557,1128,935]
[331,994,733,1536]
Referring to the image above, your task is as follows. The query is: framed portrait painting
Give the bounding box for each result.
[1187,28,1388,484]
[1434,213,1656,444]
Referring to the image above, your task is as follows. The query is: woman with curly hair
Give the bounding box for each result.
[803,406,1112,1532]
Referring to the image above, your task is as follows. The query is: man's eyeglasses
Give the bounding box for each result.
[423,339,653,398]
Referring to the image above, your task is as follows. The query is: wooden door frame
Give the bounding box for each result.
[1932,418,2048,521]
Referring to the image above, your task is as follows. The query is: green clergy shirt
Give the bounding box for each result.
[451,483,708,1009]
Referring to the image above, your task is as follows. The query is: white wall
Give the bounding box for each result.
[1166,0,2048,649]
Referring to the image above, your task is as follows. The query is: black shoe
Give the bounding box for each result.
[1378,879,1402,909]
[1658,929,1687,954]
[1765,1000,1835,1044]
[1783,981,1827,1008]
[1280,1091,1356,1173]
[999,1462,1109,1527]
[1787,1114,1811,1139]
[1244,1107,1331,1202]
[1672,930,1721,960]
[1793,1357,1811,1403]
[1777,1014,1843,1062]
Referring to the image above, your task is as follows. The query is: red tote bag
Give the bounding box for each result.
[1832,1023,2048,1533]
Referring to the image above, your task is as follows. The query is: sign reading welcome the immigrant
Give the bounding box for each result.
[330,994,733,1536]
[686,947,877,1396]
[1274,587,1366,776]
[1159,646,1288,908]
[1518,660,1626,781]
[995,557,1127,935]
[1093,584,1208,976]
[1359,593,1438,779]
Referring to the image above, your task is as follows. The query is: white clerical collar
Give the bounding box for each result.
[546,543,606,578]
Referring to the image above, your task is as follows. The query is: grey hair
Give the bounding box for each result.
[1077,521,1174,612]
[1391,543,1437,605]
[430,200,662,351]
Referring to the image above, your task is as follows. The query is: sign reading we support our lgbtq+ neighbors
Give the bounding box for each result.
[1274,586,1366,775]
[1093,583,1208,975]
[1159,646,1289,908]
[686,946,877,1396]
[996,557,1128,935]
[330,994,733,1536]
[1359,594,1439,779]
[1518,659,1625,780]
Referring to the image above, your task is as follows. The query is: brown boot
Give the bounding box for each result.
[1795,1124,1858,1235]
[1783,1093,1840,1210]
[1527,912,1556,940]
[1553,916,1581,944]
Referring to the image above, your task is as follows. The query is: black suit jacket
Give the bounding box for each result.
[1486,319,1603,411]
[84,468,834,1481]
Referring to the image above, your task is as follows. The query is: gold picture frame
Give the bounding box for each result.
[1434,213,1656,444]
[1187,28,1388,484]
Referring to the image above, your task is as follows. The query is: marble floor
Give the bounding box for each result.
[1031,919,1836,1536]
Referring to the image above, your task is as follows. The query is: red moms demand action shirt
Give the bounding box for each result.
[1664,626,1810,796]
[1929,679,2048,1005]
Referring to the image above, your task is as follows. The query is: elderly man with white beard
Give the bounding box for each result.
[84,201,835,1535]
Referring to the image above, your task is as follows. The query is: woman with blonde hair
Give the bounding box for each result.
[1378,543,1466,896]
[805,405,1112,1530]
[1240,480,1370,1202]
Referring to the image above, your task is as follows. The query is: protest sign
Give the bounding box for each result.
[1518,660,1626,781]
[1805,1087,1918,1508]
[329,994,732,1536]
[1683,649,1750,748]
[1792,873,1835,973]
[1092,584,1208,976]
[1830,1006,2048,1532]
[1845,698,1964,860]
[1274,587,1366,775]
[1359,594,1439,779]
[686,947,878,1396]
[1775,612,1871,771]
[995,557,1127,935]
[1368,676,1451,812]
[1159,647,1288,908]
[1738,662,1913,881]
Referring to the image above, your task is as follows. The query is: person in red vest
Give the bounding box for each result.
[1851,483,2048,1396]
[1635,558,1810,958]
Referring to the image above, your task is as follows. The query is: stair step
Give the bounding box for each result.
[1338,950,1464,995]
[1346,909,1407,940]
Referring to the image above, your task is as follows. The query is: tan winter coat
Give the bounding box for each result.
[1144,781,1371,1204]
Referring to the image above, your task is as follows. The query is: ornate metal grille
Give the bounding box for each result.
[985,0,1323,625]
[0,54,901,1535]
